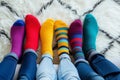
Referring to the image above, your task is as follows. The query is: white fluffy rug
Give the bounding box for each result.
[0,0,120,68]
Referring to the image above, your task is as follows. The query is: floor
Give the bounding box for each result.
[0,0,120,68]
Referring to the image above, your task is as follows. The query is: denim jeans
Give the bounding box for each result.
[75,49,120,80]
[0,49,37,80]
[75,60,104,80]
[18,49,37,80]
[0,53,18,80]
[90,53,120,80]
[36,54,80,80]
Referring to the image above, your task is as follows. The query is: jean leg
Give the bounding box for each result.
[75,59,104,80]
[90,54,120,79]
[18,49,37,80]
[0,53,18,80]
[58,54,80,80]
[36,54,57,80]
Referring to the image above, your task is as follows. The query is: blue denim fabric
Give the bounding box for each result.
[75,61,104,80]
[58,54,80,80]
[90,54,120,80]
[18,50,37,80]
[36,54,57,80]
[0,54,18,80]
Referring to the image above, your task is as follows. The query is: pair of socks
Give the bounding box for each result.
[10,14,41,59]
[40,13,98,59]
[40,19,69,57]
[69,14,99,60]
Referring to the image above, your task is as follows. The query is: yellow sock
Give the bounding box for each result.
[40,19,54,57]
[54,20,69,55]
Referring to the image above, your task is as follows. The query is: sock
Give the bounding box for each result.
[10,20,25,59]
[68,19,85,60]
[83,14,98,54]
[54,20,69,56]
[24,14,41,51]
[40,19,54,57]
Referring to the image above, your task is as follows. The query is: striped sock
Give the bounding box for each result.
[68,19,85,60]
[54,20,69,56]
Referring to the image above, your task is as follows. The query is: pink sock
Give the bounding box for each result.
[10,20,25,59]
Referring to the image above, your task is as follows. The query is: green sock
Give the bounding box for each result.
[83,14,98,54]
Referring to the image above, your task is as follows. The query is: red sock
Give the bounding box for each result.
[24,14,41,51]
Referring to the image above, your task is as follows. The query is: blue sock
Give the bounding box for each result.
[83,14,98,55]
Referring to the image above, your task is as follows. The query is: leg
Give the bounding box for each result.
[89,50,120,80]
[83,14,120,80]
[0,55,17,80]
[18,15,40,80]
[18,50,37,80]
[68,19,104,80]
[0,20,25,80]
[36,54,57,80]
[58,54,80,80]
[37,19,57,80]
[54,20,80,80]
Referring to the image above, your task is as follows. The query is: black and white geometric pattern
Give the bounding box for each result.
[0,0,120,67]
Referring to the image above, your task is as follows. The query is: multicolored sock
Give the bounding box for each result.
[68,19,85,60]
[10,20,25,59]
[83,14,98,55]
[40,19,54,57]
[54,20,69,56]
[24,14,41,51]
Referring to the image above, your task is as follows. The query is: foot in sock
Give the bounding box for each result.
[10,20,25,59]
[54,20,69,56]
[40,19,54,57]
[83,14,98,55]
[68,19,85,60]
[24,14,41,51]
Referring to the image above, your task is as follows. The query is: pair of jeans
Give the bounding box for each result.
[36,54,80,80]
[0,50,37,80]
[75,49,120,80]
[90,54,120,80]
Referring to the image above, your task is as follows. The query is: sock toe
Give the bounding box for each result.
[25,14,34,20]
[13,20,25,26]
[85,14,97,23]
[54,20,68,29]
[46,18,54,23]
[85,14,94,19]
[69,19,82,38]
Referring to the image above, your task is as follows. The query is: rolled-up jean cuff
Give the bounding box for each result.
[6,52,18,60]
[74,59,88,65]
[41,54,53,60]
[87,49,104,61]
[91,55,120,76]
[19,76,28,80]
[24,49,38,57]
[59,53,71,61]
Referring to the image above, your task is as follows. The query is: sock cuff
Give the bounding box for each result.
[59,53,71,61]
[41,54,53,60]
[24,49,38,57]
[6,52,18,60]
[87,49,104,61]
[74,58,88,64]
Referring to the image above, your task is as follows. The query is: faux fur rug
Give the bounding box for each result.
[0,0,120,68]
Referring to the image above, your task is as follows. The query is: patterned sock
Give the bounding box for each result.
[40,19,54,57]
[83,14,98,54]
[24,14,41,51]
[68,19,85,60]
[10,20,25,59]
[54,20,69,56]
